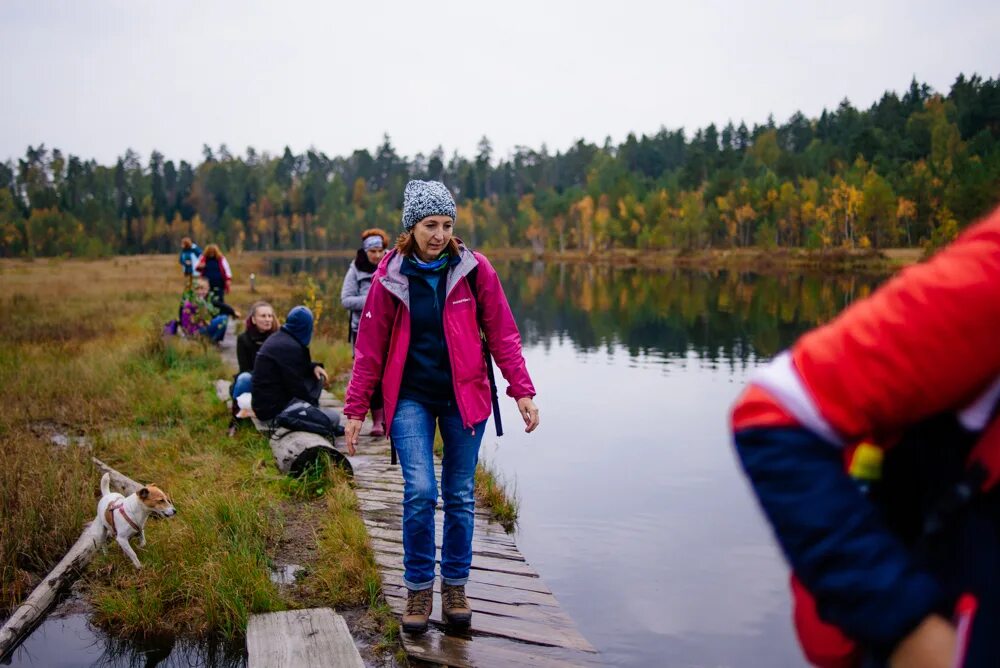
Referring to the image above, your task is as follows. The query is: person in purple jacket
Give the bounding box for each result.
[343,180,540,635]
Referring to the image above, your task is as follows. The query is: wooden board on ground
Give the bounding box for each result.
[246,608,362,668]
[351,434,600,666]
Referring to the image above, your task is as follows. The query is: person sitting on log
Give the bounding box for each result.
[251,305,340,427]
[179,277,239,343]
[227,301,279,434]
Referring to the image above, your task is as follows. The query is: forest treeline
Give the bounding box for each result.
[2,73,998,258]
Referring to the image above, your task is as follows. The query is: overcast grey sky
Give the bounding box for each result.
[2,0,998,165]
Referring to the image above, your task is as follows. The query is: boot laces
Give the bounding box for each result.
[406,588,432,615]
[443,585,468,609]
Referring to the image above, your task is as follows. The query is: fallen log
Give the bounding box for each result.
[0,459,140,660]
[268,430,352,477]
[91,456,141,495]
[213,378,352,477]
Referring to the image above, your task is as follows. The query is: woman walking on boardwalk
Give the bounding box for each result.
[344,180,540,634]
[341,228,389,436]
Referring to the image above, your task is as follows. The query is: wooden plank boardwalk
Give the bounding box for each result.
[246,608,363,668]
[217,320,599,665]
[351,442,601,666]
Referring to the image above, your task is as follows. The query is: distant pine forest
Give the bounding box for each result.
[2,74,999,258]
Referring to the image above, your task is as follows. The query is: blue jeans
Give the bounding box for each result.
[232,371,252,398]
[390,398,486,591]
[200,315,228,342]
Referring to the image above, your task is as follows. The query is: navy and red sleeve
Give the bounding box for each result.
[731,205,1000,654]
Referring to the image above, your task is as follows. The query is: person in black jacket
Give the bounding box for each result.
[251,306,336,424]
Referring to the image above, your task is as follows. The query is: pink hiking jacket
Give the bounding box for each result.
[344,246,535,433]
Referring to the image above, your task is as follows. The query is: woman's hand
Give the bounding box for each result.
[314,365,329,387]
[889,614,956,668]
[343,418,363,456]
[517,397,540,433]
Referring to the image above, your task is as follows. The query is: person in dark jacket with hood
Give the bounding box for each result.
[251,306,334,423]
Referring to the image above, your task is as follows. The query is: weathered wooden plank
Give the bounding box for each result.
[361,515,515,546]
[383,593,593,651]
[364,503,514,545]
[363,526,524,561]
[381,589,581,627]
[354,488,495,519]
[386,596,594,652]
[368,539,536,577]
[361,520,513,550]
[378,572,559,607]
[246,608,362,668]
[404,626,605,667]
[374,556,551,594]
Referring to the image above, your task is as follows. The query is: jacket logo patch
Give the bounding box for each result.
[452,298,471,305]
[365,311,373,318]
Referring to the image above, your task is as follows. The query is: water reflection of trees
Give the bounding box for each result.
[259,255,884,368]
[494,261,883,366]
[96,630,247,667]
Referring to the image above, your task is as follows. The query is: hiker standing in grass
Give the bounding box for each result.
[344,180,540,634]
[341,227,389,437]
[730,204,1000,667]
[195,244,232,300]
[178,237,202,291]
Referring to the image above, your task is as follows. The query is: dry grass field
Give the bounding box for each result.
[0,254,378,641]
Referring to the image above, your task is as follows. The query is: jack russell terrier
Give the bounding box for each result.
[95,472,176,569]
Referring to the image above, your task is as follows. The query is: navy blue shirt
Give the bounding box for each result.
[399,258,457,408]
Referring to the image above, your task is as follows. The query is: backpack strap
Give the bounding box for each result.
[467,264,504,437]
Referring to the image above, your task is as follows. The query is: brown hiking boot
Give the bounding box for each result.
[441,583,472,627]
[401,588,433,634]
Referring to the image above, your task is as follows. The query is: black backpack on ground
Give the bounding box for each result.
[274,400,345,439]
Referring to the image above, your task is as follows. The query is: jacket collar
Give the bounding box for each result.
[379,242,479,310]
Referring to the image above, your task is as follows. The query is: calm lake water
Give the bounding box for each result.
[480,261,882,668]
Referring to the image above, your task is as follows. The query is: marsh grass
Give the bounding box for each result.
[0,255,367,640]
[297,467,381,608]
[2,253,404,661]
[475,457,520,532]
[435,427,520,532]
[0,431,95,608]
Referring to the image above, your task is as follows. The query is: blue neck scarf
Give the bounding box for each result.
[407,252,451,273]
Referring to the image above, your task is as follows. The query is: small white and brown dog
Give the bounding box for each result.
[95,472,176,569]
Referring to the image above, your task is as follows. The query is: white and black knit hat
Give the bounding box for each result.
[401,180,456,231]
